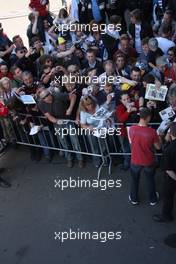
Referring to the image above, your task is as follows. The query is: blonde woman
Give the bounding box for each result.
[79,95,106,168]
[0,77,14,103]
[0,77,15,144]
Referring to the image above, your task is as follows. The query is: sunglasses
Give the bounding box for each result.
[19,49,26,54]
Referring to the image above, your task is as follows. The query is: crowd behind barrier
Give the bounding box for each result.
[0,1,176,179]
[0,112,162,179]
[0,1,176,221]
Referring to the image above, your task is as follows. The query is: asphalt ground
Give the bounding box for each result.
[0,1,176,262]
[0,147,175,263]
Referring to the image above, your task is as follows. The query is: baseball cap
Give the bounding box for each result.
[58,37,66,45]
[121,83,132,91]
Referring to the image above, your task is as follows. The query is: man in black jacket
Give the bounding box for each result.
[78,0,106,24]
[83,49,104,76]
[129,9,153,55]
[153,122,176,222]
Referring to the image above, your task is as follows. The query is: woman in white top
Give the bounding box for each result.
[79,95,104,167]
[0,77,15,143]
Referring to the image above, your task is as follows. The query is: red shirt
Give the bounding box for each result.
[0,72,13,80]
[29,0,49,17]
[116,103,139,137]
[116,104,131,137]
[164,66,176,81]
[129,125,159,166]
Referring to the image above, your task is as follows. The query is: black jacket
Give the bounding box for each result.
[78,0,106,24]
[129,22,153,41]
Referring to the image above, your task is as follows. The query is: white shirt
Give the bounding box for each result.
[156,37,175,54]
[80,106,100,127]
[135,24,142,54]
[70,0,79,22]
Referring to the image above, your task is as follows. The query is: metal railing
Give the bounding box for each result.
[0,113,161,179]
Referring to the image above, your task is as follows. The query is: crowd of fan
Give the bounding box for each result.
[0,0,176,169]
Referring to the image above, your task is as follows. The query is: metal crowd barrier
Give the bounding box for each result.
[0,113,161,179]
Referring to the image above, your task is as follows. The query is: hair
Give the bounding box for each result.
[162,24,172,35]
[168,46,176,56]
[89,20,100,34]
[39,55,54,66]
[28,13,34,22]
[109,15,121,24]
[75,46,84,53]
[12,35,20,43]
[142,74,155,84]
[79,95,97,112]
[131,66,141,73]
[86,49,95,55]
[0,62,8,68]
[165,9,173,16]
[120,34,130,42]
[119,91,129,99]
[85,67,97,76]
[139,107,152,119]
[58,8,68,18]
[41,64,51,72]
[0,77,11,90]
[67,64,79,73]
[22,71,33,79]
[114,52,126,63]
[130,9,142,22]
[31,36,41,46]
[169,122,176,137]
[11,65,21,75]
[142,37,149,46]
[104,82,113,88]
[103,60,114,69]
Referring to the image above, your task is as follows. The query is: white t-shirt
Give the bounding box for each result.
[156,37,175,54]
[135,24,142,54]
[80,106,100,127]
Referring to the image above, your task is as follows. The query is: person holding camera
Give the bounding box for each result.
[29,0,53,43]
[116,91,139,171]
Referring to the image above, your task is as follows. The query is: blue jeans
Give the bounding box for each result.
[37,130,51,158]
[119,137,131,168]
[130,164,157,202]
[86,135,104,166]
[54,123,83,161]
